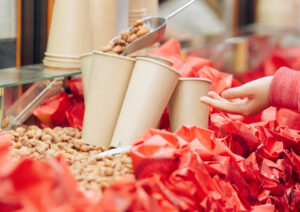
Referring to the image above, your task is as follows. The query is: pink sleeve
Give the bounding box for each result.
[269,67,300,112]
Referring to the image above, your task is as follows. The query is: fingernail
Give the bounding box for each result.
[200,96,208,102]
[222,91,228,98]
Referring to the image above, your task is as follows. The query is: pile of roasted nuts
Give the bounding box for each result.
[101,20,150,54]
[6,125,133,195]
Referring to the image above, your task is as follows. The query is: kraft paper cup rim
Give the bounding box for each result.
[44,58,81,63]
[45,52,80,59]
[129,11,146,14]
[129,8,147,12]
[129,15,146,17]
[136,57,180,76]
[93,50,136,62]
[132,54,173,65]
[44,56,80,62]
[43,60,81,69]
[179,77,212,84]
[80,52,93,59]
[129,16,146,19]
[129,13,146,15]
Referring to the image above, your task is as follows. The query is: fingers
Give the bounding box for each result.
[208,91,224,101]
[200,96,245,114]
[208,91,246,103]
[222,84,253,99]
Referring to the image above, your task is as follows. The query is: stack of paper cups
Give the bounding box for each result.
[110,57,180,147]
[168,78,211,132]
[44,0,91,69]
[129,0,146,26]
[90,0,117,50]
[146,0,159,16]
[256,0,298,27]
[43,53,81,70]
[82,51,136,147]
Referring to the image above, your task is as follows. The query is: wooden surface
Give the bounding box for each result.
[47,0,55,38]
[16,0,22,67]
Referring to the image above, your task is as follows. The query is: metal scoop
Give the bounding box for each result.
[120,0,195,56]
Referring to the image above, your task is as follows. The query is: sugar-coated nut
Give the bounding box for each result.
[136,27,150,38]
[52,135,62,143]
[2,117,10,128]
[74,131,81,139]
[44,128,54,135]
[119,30,131,41]
[112,45,125,54]
[101,44,112,52]
[13,142,22,149]
[61,134,71,142]
[114,38,126,46]
[127,34,137,43]
[132,27,139,34]
[104,155,113,160]
[34,129,43,139]
[133,20,143,27]
[28,125,39,130]
[41,134,52,141]
[104,168,114,176]
[15,127,26,136]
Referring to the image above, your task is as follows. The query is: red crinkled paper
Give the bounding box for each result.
[240,46,300,83]
[178,56,213,77]
[67,78,84,100]
[99,121,300,211]
[33,78,84,129]
[65,102,84,130]
[33,92,71,128]
[150,39,184,71]
[197,66,241,95]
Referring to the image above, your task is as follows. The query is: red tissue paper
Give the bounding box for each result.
[33,78,84,129]
[98,122,300,211]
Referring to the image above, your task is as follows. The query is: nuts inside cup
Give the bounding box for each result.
[101,20,150,55]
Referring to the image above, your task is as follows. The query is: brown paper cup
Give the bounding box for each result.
[82,51,135,147]
[46,0,91,57]
[168,78,211,132]
[90,0,117,50]
[80,52,93,99]
[110,57,180,147]
[131,55,173,67]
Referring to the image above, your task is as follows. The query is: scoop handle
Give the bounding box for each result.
[167,0,195,20]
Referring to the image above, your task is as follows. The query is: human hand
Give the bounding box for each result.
[200,76,273,115]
